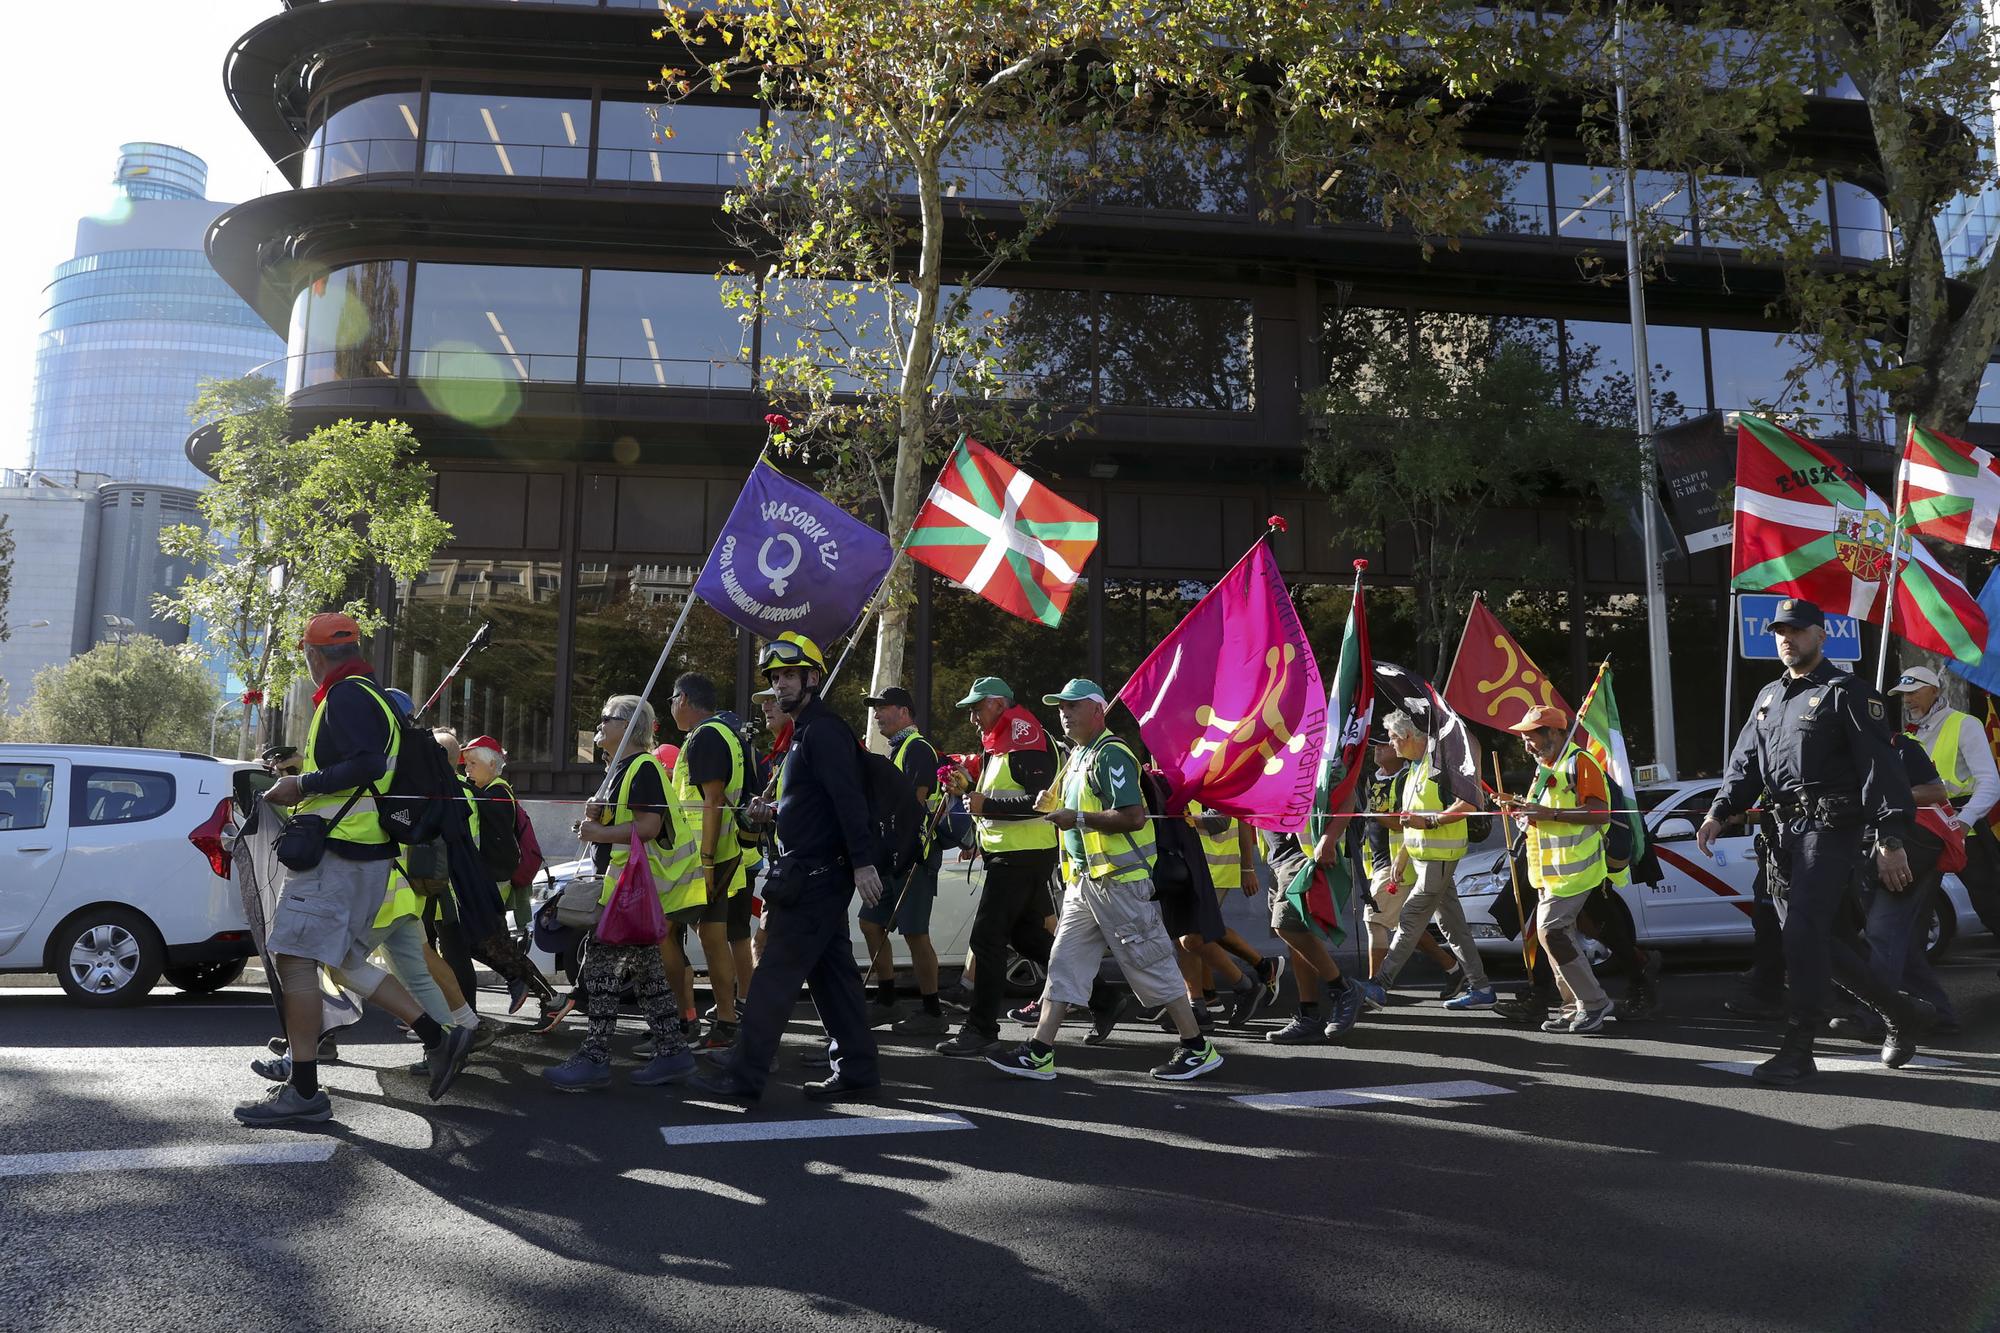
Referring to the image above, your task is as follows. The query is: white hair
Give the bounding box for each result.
[1383,710,1421,742]
[431,728,462,765]
[463,744,504,773]
[602,694,657,740]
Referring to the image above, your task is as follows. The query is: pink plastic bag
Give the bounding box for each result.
[595,832,667,947]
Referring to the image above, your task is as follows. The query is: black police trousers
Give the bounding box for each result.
[1768,823,1905,1025]
[729,872,879,1097]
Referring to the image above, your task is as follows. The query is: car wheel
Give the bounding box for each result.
[50,907,165,1007]
[1002,950,1046,999]
[163,959,248,994]
[1959,874,2000,937]
[1926,896,1958,963]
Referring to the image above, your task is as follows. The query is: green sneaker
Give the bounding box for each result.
[1151,1039,1224,1082]
[986,1042,1056,1081]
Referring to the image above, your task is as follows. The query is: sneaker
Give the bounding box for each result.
[507,976,530,1015]
[634,1037,659,1059]
[468,1021,498,1054]
[1723,993,1785,1023]
[1152,1039,1224,1081]
[987,1042,1057,1080]
[1083,993,1130,1046]
[532,996,577,1035]
[1226,981,1263,1028]
[1007,1000,1042,1025]
[1443,986,1497,1011]
[631,1047,698,1086]
[1324,979,1363,1036]
[702,1004,721,1022]
[425,1024,478,1100]
[233,1082,333,1127]
[694,1021,739,1053]
[679,1016,701,1040]
[1614,982,1660,1022]
[891,1009,950,1036]
[405,1058,431,1075]
[1254,955,1287,1013]
[867,1000,901,1028]
[1497,992,1561,1024]
[935,1028,995,1058]
[937,981,973,1012]
[1438,969,1468,1000]
[1569,1003,1614,1034]
[1265,1014,1324,1044]
[1357,978,1388,1013]
[1540,1012,1577,1033]
[542,1051,613,1091]
[250,1054,291,1083]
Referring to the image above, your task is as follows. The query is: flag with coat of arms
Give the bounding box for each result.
[1729,415,1986,664]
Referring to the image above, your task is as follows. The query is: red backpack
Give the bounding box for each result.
[511,801,546,889]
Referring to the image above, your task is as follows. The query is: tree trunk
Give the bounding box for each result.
[866,153,944,746]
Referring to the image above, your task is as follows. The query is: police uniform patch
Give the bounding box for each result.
[1868,698,1885,722]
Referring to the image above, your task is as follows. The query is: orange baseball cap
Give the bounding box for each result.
[1507,704,1569,734]
[299,612,362,647]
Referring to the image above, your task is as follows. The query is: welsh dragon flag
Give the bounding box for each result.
[1901,422,2000,551]
[905,437,1099,626]
[1731,415,1986,664]
[1283,568,1372,946]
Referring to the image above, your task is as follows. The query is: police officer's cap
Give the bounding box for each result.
[1768,598,1825,630]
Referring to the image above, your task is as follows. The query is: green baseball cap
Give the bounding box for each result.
[954,676,1014,708]
[1042,678,1109,707]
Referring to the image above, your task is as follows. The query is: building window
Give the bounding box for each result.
[597,101,757,185]
[408,263,582,383]
[309,88,421,183]
[285,261,407,391]
[926,579,1091,756]
[585,269,751,388]
[392,559,562,765]
[1562,318,1706,426]
[982,287,1096,406]
[1706,327,1852,434]
[1093,133,1251,215]
[568,564,741,765]
[424,91,592,180]
[1552,163,1693,244]
[1099,293,1254,410]
[1487,158,1550,235]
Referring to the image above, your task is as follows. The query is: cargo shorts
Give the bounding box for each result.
[267,852,394,972]
[1044,871,1187,1010]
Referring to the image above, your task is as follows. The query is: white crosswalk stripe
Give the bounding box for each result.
[1230,1079,1515,1110]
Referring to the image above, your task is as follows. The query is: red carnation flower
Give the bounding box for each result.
[1265,514,1290,534]
[764,413,791,432]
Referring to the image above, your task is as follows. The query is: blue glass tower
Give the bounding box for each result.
[26,144,283,488]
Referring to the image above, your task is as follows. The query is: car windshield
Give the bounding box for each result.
[1641,783,1716,819]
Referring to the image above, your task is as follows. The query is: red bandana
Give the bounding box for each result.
[981,704,1048,757]
[311,660,376,706]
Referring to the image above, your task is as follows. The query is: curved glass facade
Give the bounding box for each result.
[27,155,286,487]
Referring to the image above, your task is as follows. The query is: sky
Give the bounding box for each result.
[0,2,279,471]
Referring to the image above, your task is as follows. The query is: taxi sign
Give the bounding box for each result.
[1737,594,1861,662]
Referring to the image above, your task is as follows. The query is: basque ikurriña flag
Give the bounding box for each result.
[1731,415,1985,664]
[1901,423,2000,552]
[904,437,1099,626]
[693,461,894,644]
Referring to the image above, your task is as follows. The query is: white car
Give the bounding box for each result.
[0,745,261,1005]
[1457,779,1992,959]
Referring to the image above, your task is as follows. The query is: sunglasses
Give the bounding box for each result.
[598,712,629,725]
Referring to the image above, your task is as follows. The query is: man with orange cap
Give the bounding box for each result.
[243,613,476,1126]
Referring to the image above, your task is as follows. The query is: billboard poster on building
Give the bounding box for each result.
[1654,416,1736,554]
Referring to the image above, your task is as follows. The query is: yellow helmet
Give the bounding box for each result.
[759,631,827,677]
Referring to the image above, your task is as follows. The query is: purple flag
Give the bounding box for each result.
[694,462,894,643]
[1115,542,1327,832]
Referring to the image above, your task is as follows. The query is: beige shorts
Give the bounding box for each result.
[268,853,393,973]
[1364,874,1417,951]
[1044,872,1188,1010]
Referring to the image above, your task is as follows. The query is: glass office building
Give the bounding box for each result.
[27,144,284,488]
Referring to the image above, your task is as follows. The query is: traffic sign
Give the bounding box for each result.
[1736,593,1862,662]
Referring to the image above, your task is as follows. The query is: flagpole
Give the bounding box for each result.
[1873,418,1915,690]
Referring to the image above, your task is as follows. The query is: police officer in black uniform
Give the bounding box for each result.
[1700,598,1930,1085]
[691,631,884,1106]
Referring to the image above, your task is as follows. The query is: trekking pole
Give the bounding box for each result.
[417,620,494,720]
[1493,751,1540,977]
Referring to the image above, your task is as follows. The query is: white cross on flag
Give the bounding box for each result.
[904,437,1100,626]
[1902,423,2000,551]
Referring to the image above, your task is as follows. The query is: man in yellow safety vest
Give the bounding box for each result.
[1891,666,2000,909]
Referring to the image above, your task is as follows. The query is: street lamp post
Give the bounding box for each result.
[101,614,136,667]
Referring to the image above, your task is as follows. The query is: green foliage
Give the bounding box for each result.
[1552,2,2000,436]
[1304,314,1645,678]
[653,0,1550,698]
[155,375,453,706]
[12,636,222,752]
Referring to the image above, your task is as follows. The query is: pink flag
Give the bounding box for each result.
[1115,542,1327,832]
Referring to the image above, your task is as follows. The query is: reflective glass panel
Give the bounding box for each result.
[391,559,562,765]
[424,91,591,179]
[585,269,751,388]
[1100,293,1254,410]
[285,261,407,390]
[1706,327,1851,432]
[568,565,742,765]
[597,101,757,185]
[311,89,421,182]
[409,263,581,382]
[1562,319,1706,427]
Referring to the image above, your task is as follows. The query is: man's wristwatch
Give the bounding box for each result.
[1876,835,1904,853]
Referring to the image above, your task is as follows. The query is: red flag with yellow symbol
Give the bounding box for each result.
[1442,595,1570,732]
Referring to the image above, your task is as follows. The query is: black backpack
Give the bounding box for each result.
[341,677,459,849]
[861,749,927,880]
[473,780,520,881]
[1137,766,1201,905]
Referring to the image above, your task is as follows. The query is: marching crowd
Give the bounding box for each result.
[233,595,1981,1125]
